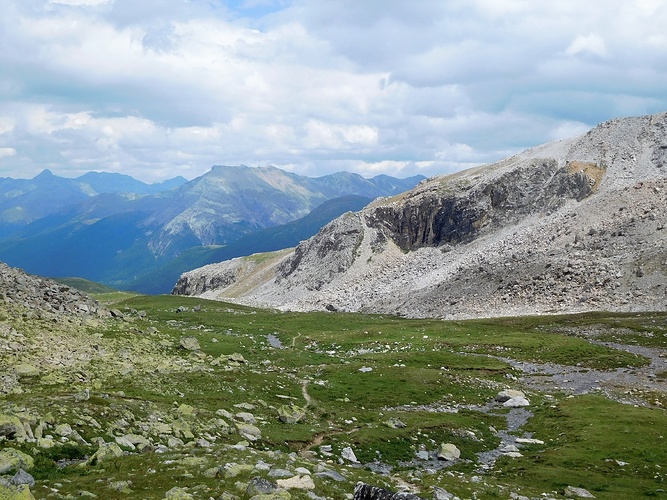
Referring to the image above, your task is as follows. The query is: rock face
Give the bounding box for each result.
[173,112,667,319]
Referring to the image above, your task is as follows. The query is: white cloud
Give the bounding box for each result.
[0,118,15,135]
[49,0,111,5]
[0,0,665,182]
[0,147,17,159]
[566,33,608,58]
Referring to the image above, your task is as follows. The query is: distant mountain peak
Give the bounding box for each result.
[34,169,55,179]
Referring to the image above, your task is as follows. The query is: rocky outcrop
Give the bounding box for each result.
[0,262,106,318]
[368,159,603,251]
[173,111,667,319]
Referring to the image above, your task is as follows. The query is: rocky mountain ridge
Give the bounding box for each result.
[174,111,667,319]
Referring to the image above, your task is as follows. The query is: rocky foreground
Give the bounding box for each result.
[1,262,666,499]
[173,111,667,319]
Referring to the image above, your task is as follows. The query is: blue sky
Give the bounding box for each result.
[1,0,666,182]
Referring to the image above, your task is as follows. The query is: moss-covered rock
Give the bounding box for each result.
[277,405,306,424]
[0,448,34,474]
[0,483,35,500]
[87,442,123,465]
[0,414,26,440]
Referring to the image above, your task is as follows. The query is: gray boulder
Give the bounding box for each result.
[564,486,596,498]
[179,336,200,351]
[11,468,35,487]
[247,476,278,495]
[437,443,460,461]
[353,482,425,499]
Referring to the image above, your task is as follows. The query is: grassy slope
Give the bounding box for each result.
[1,295,665,499]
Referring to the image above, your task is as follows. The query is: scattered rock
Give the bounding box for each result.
[384,417,406,429]
[0,414,25,440]
[564,486,596,498]
[15,364,40,378]
[0,448,34,474]
[315,468,346,482]
[164,486,194,499]
[277,405,306,424]
[503,396,530,408]
[87,442,124,465]
[432,486,455,500]
[179,336,201,351]
[10,468,35,487]
[247,476,278,495]
[341,446,359,463]
[0,483,35,500]
[353,482,425,499]
[437,443,460,461]
[276,475,315,490]
[235,422,262,441]
[495,389,526,402]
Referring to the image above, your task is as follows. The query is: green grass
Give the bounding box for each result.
[495,394,667,499]
[1,294,664,499]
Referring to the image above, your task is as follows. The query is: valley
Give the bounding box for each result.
[1,112,666,499]
[0,286,665,499]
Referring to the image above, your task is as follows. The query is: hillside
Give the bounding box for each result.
[174,111,667,319]
[1,260,666,499]
[129,195,373,294]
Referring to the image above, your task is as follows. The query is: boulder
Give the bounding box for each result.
[14,364,39,378]
[0,448,34,474]
[276,475,315,490]
[315,468,346,482]
[176,403,196,416]
[437,443,460,461]
[384,417,407,429]
[495,389,526,402]
[432,487,455,500]
[224,463,255,478]
[353,482,425,499]
[235,422,262,441]
[503,396,530,408]
[87,442,124,465]
[564,486,596,498]
[247,476,278,495]
[0,414,26,440]
[164,486,194,499]
[0,483,35,500]
[11,469,35,488]
[179,336,200,351]
[277,405,306,424]
[54,423,73,437]
[228,352,246,363]
[341,446,359,463]
[235,412,257,424]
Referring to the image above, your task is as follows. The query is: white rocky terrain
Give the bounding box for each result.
[173,112,667,319]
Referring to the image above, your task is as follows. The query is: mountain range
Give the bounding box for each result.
[173,111,667,319]
[0,166,424,292]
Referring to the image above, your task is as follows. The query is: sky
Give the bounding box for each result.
[1,0,666,183]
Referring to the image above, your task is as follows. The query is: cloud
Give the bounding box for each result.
[0,0,665,182]
[0,148,17,159]
[566,33,608,58]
